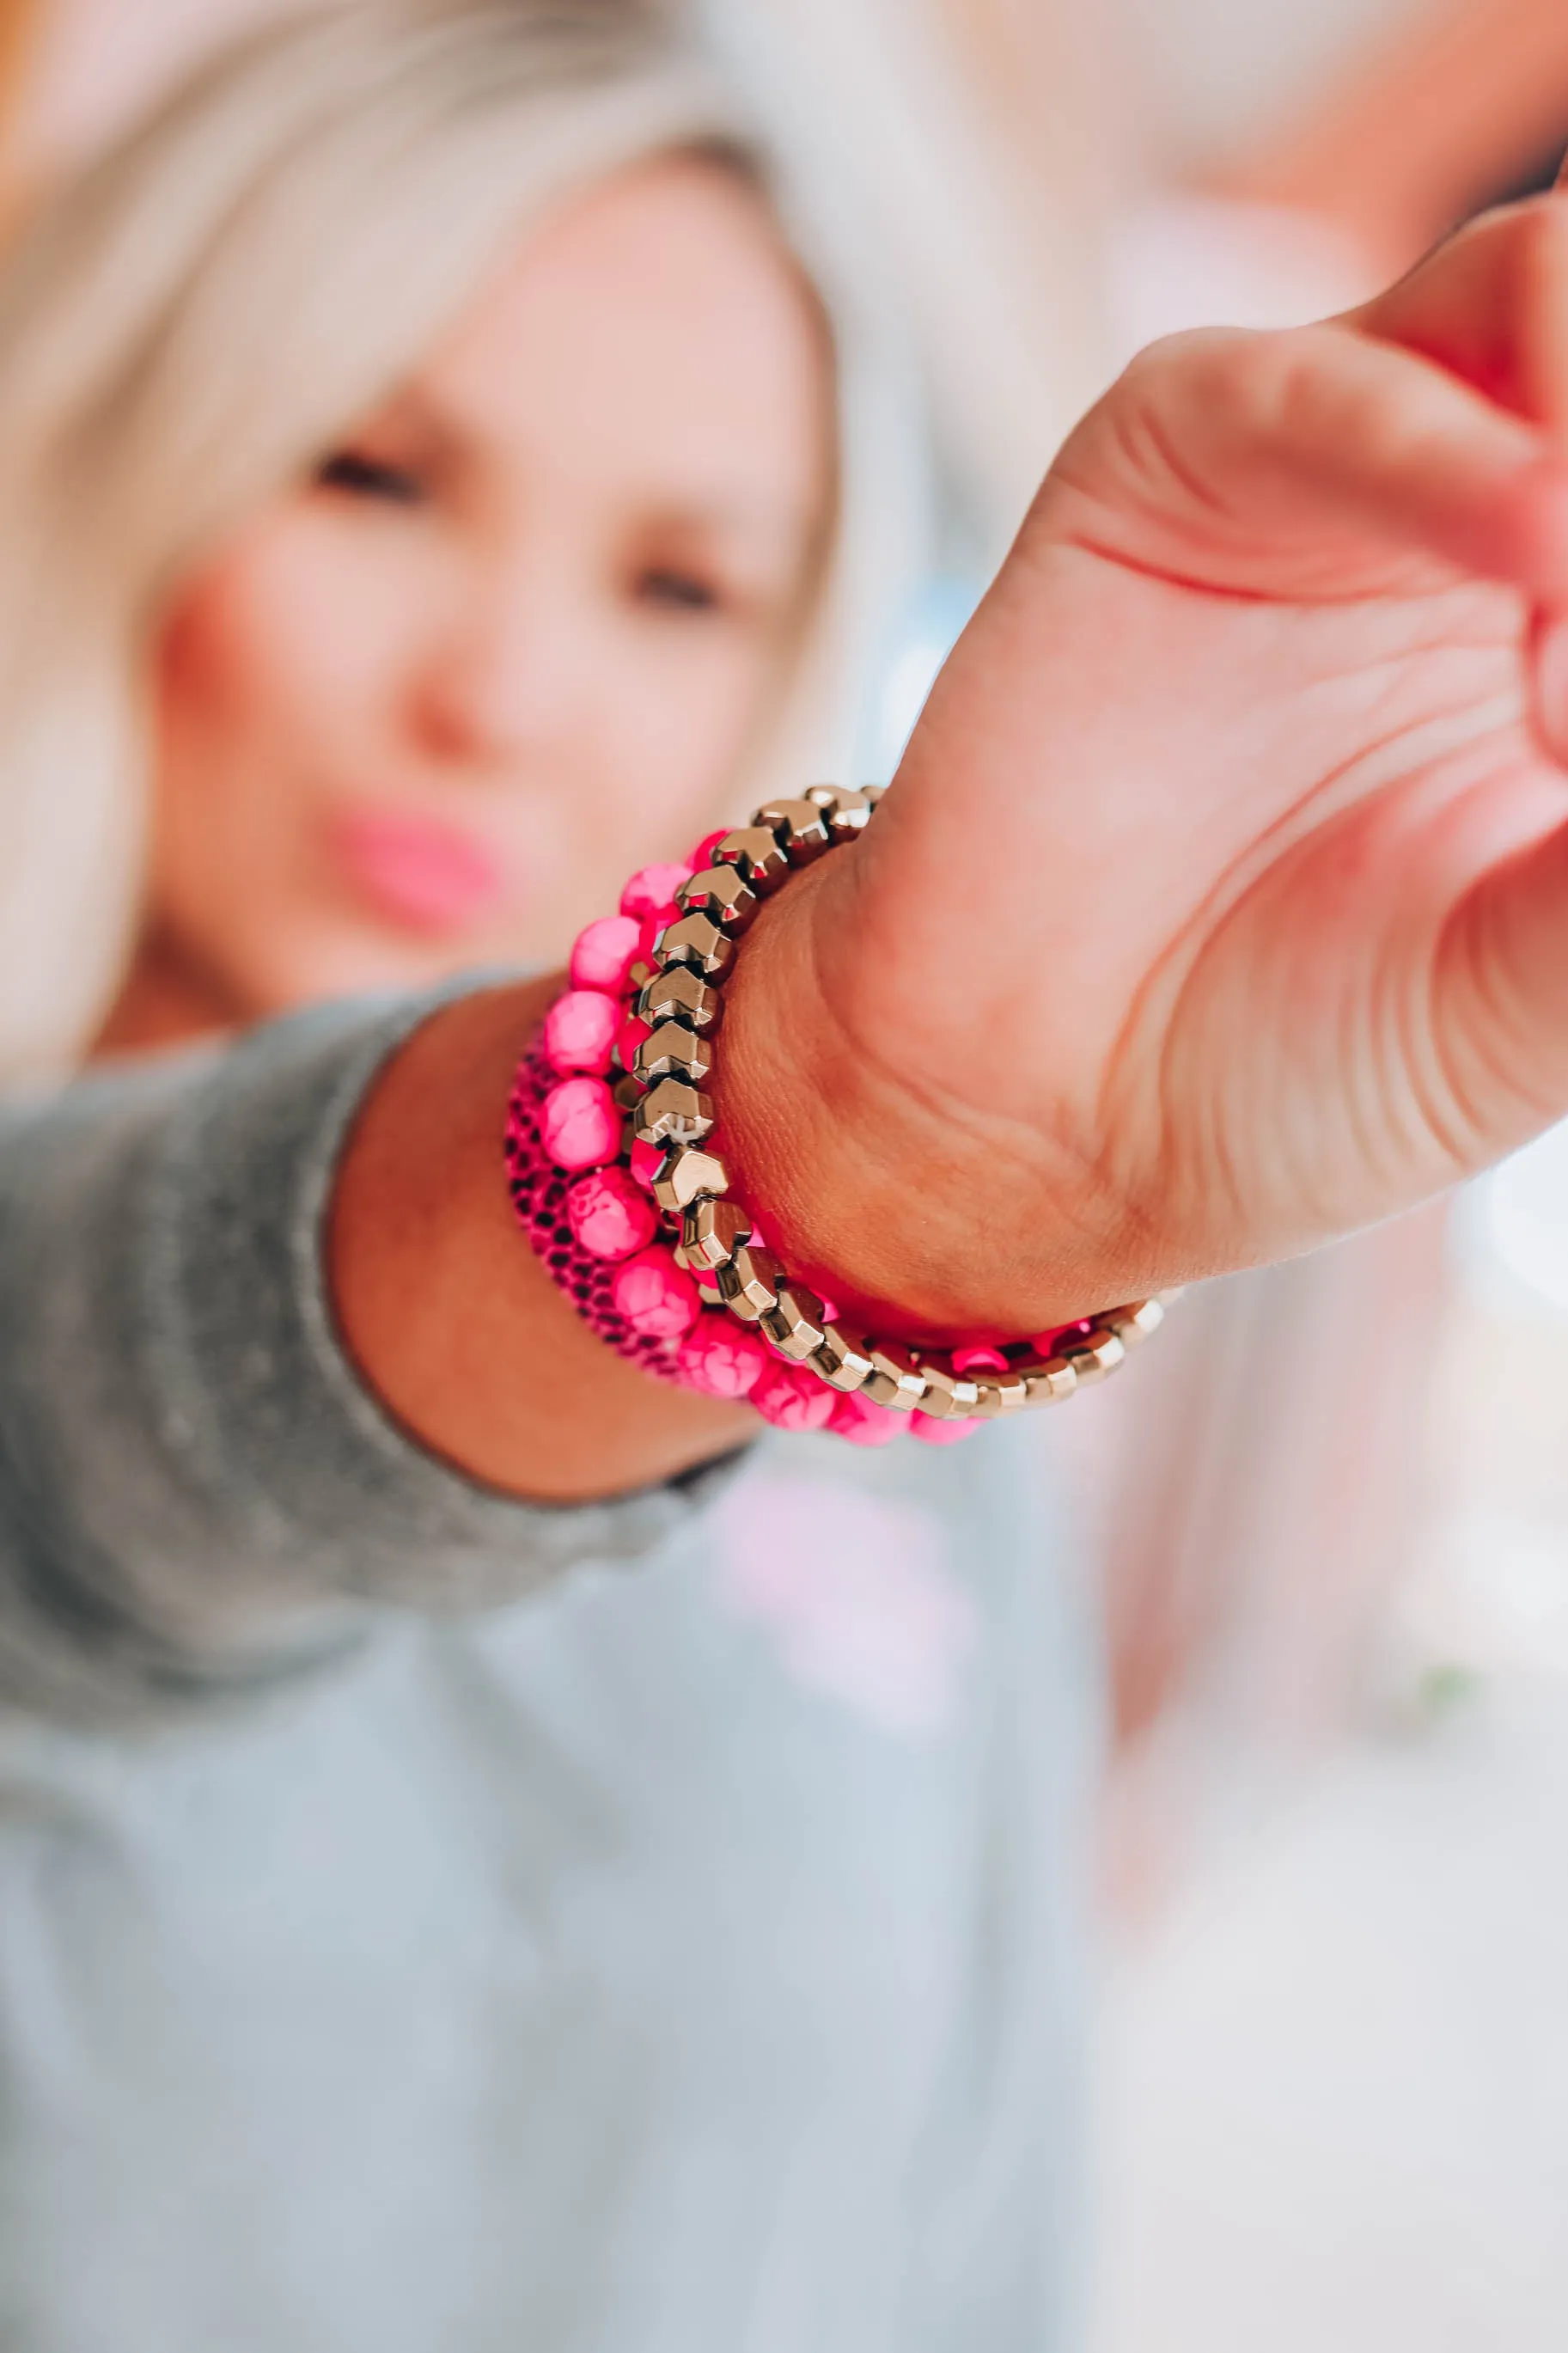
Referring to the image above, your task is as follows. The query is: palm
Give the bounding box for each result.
[824,206,1568,1309]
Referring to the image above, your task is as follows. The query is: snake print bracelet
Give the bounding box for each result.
[504,785,1168,1446]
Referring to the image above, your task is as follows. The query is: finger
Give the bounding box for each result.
[1440,813,1568,1159]
[1349,196,1568,437]
[1146,321,1568,599]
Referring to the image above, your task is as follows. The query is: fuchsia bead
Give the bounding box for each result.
[831,1391,903,1446]
[675,1316,769,1399]
[909,1413,982,1446]
[628,1137,665,1193]
[540,1076,620,1171]
[611,1246,701,1341]
[686,828,728,870]
[620,863,692,922]
[541,988,619,1077]
[1032,1321,1090,1355]
[952,1344,1009,1376]
[752,1362,837,1432]
[565,1166,657,1262]
[570,914,642,994]
[617,1013,651,1070]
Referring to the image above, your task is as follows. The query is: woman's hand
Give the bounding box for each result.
[720,194,1568,1332]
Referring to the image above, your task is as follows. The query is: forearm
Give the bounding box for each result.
[330,977,755,1505]
[0,988,747,1720]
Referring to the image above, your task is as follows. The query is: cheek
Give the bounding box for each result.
[147,520,435,1000]
[158,524,384,773]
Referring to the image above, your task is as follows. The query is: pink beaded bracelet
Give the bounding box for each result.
[504,785,1168,1445]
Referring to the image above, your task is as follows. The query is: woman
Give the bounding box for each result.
[0,9,1075,2346]
[6,3,1568,2350]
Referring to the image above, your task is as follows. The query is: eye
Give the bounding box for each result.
[634,564,721,614]
[314,448,425,506]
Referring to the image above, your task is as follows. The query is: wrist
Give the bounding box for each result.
[712,853,1104,1335]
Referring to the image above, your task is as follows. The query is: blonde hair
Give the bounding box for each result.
[0,0,930,1078]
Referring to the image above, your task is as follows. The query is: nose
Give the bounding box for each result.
[411,553,589,774]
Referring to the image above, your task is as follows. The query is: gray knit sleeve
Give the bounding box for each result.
[0,992,740,1723]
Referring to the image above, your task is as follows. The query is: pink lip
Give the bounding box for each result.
[329,808,506,937]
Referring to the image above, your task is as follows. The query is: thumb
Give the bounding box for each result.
[1441,811,1568,1162]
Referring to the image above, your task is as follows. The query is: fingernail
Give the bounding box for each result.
[1531,608,1568,763]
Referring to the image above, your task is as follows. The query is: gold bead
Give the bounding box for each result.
[916,1360,985,1419]
[972,1369,1030,1417]
[626,957,656,995]
[861,782,888,809]
[863,1341,926,1412]
[650,1144,729,1215]
[1059,1328,1126,1383]
[637,965,723,1034]
[1018,1355,1077,1404]
[760,1281,829,1360]
[713,826,791,894]
[674,864,758,930]
[634,1020,713,1088]
[1105,1299,1163,1349]
[803,784,873,842]
[681,1197,752,1271]
[656,910,735,981]
[813,1323,875,1392]
[751,797,832,862]
[609,1070,643,1111]
[717,1242,782,1322]
[633,1078,713,1149]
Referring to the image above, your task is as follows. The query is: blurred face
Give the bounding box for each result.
[131,157,832,1037]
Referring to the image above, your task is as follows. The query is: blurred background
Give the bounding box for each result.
[5,0,1568,2344]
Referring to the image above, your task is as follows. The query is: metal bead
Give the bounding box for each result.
[633,1078,714,1149]
[863,1341,927,1412]
[637,965,723,1035]
[803,785,873,842]
[1104,1299,1163,1349]
[650,1144,729,1215]
[626,958,656,995]
[812,1323,875,1393]
[971,1368,1030,1417]
[751,798,833,862]
[717,1242,783,1322]
[1058,1327,1126,1384]
[609,1071,643,1111]
[1018,1355,1078,1405]
[656,911,735,981]
[634,1020,713,1088]
[680,1197,753,1271]
[713,825,791,894]
[674,864,758,931]
[760,1281,829,1361]
[915,1360,985,1419]
[861,783,888,809]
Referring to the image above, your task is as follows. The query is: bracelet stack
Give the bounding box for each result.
[504,785,1167,1446]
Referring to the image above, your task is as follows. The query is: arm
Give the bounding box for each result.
[10,191,1568,1716]
[344,193,1568,1502]
[329,977,755,1501]
[0,985,743,1720]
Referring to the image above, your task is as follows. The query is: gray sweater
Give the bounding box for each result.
[0,994,1098,2352]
